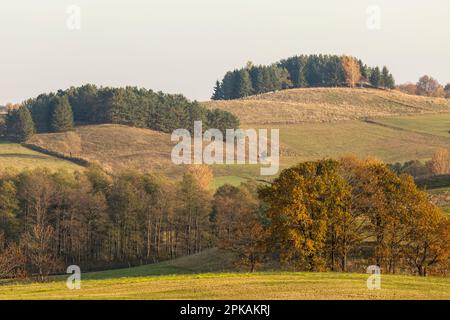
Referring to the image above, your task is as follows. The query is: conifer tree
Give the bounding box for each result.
[369,66,381,87]
[211,81,224,100]
[50,96,74,132]
[6,105,35,142]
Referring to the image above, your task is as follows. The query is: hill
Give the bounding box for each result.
[1,248,449,299]
[24,88,450,186]
[203,88,450,125]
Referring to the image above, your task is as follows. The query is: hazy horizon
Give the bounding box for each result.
[1,0,449,104]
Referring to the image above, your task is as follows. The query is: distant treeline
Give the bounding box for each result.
[4,85,239,142]
[212,54,395,100]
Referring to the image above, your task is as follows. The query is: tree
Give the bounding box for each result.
[429,148,450,175]
[211,81,224,100]
[5,105,35,142]
[0,180,19,240]
[397,83,417,95]
[341,56,361,87]
[416,75,444,97]
[0,233,26,279]
[21,225,61,281]
[259,160,351,271]
[236,69,253,98]
[381,66,395,89]
[50,95,74,132]
[444,83,450,98]
[178,172,212,255]
[212,183,267,272]
[402,198,450,276]
[369,67,381,87]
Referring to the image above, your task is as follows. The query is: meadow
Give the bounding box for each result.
[1,249,449,300]
[0,141,83,172]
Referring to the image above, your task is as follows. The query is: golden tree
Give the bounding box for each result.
[342,56,361,87]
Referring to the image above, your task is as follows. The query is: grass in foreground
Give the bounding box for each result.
[1,272,449,300]
[1,249,449,300]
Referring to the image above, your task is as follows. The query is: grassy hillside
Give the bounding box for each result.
[27,124,181,176]
[203,88,450,125]
[23,88,450,187]
[1,249,449,300]
[0,141,83,172]
[371,113,450,137]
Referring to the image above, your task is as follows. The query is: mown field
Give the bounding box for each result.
[1,249,449,300]
[0,141,83,172]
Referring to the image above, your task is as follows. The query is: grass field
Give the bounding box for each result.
[203,88,450,125]
[0,141,83,172]
[1,249,449,300]
[372,114,450,137]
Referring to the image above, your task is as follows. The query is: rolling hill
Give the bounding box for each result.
[203,87,450,125]
[22,88,450,186]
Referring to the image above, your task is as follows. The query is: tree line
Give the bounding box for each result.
[1,158,448,280]
[212,54,396,100]
[397,75,450,98]
[0,165,214,280]
[2,85,240,142]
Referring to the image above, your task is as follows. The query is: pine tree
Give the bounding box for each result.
[211,81,224,100]
[369,67,381,87]
[6,105,35,142]
[381,66,395,89]
[237,69,253,98]
[50,95,74,132]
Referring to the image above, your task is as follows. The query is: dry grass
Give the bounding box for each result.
[0,141,83,172]
[203,88,450,125]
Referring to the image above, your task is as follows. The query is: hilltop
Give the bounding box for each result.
[203,87,450,125]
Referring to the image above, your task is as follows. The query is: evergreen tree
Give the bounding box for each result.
[50,95,74,132]
[236,69,253,98]
[6,105,35,142]
[369,67,381,87]
[381,66,395,89]
[211,81,224,100]
[249,66,265,94]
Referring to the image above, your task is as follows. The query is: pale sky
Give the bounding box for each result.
[0,0,449,104]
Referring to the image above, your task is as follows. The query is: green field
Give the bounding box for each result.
[0,141,83,172]
[373,114,450,137]
[1,249,449,300]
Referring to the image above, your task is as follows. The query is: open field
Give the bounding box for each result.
[1,249,449,300]
[0,141,83,172]
[203,88,450,125]
[372,113,450,137]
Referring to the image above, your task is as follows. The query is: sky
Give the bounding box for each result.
[0,0,449,104]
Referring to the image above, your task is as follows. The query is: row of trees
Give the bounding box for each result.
[1,158,448,280]
[397,75,450,98]
[3,85,239,142]
[389,149,450,178]
[212,54,396,100]
[0,165,214,280]
[213,158,449,276]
